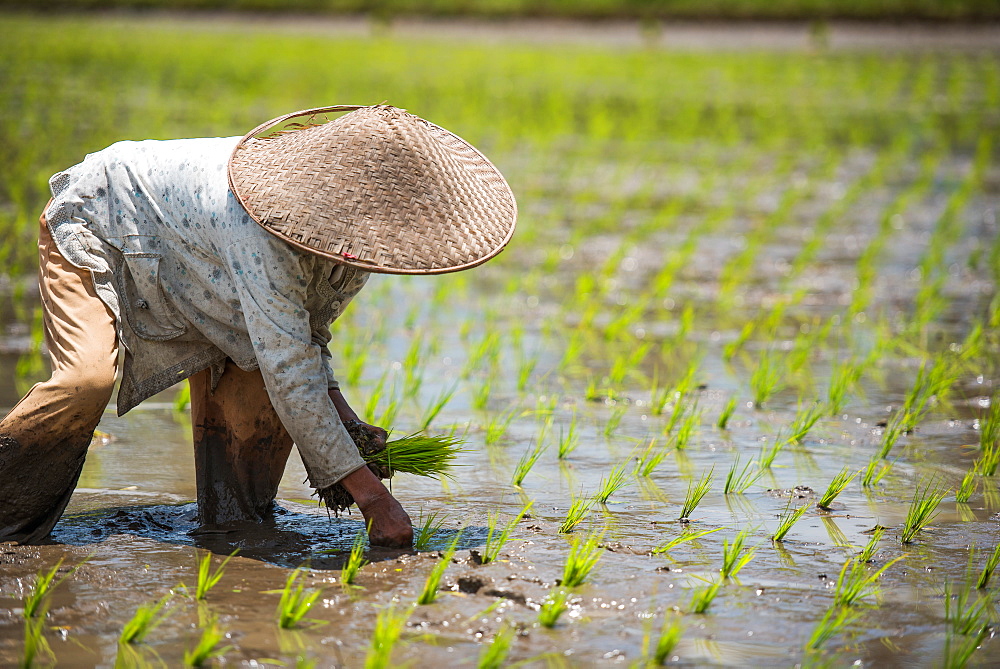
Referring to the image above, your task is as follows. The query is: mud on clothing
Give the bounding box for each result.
[44,137,370,488]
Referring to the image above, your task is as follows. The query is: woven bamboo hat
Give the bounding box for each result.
[228,104,517,275]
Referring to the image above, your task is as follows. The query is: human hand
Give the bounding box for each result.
[342,419,390,479]
[359,491,413,548]
[340,465,412,548]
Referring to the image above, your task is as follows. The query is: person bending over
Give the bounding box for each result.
[0,104,517,548]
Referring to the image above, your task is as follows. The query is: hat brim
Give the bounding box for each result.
[228,105,517,275]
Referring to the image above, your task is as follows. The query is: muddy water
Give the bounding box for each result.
[2,270,999,669]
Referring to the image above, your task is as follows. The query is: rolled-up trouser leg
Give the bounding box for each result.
[0,211,118,544]
[189,359,294,527]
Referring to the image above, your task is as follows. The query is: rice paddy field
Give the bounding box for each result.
[1,12,1000,668]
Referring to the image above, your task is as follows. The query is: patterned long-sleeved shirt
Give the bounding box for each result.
[44,137,370,487]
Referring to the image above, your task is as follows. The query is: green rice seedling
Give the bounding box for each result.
[956,468,978,503]
[480,500,533,565]
[786,401,823,444]
[556,413,580,460]
[464,332,501,379]
[720,529,755,579]
[688,579,722,614]
[635,439,669,477]
[943,625,991,669]
[877,410,908,460]
[413,509,448,551]
[858,527,885,563]
[975,447,1000,477]
[484,408,517,446]
[816,467,858,510]
[832,556,902,607]
[477,623,515,669]
[376,397,402,436]
[364,603,412,669]
[472,379,492,411]
[861,455,894,488]
[653,527,722,555]
[977,542,1000,589]
[183,616,231,667]
[537,589,570,628]
[749,350,786,408]
[277,568,324,629]
[716,395,738,430]
[679,467,714,521]
[511,432,548,488]
[560,533,603,588]
[757,433,786,470]
[120,592,173,644]
[363,373,390,425]
[603,404,627,437]
[419,383,458,431]
[650,375,672,417]
[22,559,66,619]
[826,358,863,415]
[516,354,538,394]
[558,495,595,534]
[671,401,702,450]
[772,498,810,542]
[22,612,54,669]
[341,530,368,586]
[723,454,761,494]
[594,460,630,504]
[807,605,861,650]
[900,479,948,544]
[417,533,461,605]
[648,614,683,666]
[194,550,237,601]
[944,580,992,637]
[723,320,756,361]
[901,359,957,432]
[372,433,465,480]
[979,391,1000,453]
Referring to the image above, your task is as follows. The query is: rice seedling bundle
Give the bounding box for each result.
[319,422,465,513]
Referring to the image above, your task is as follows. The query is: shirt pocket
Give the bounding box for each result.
[117,252,187,340]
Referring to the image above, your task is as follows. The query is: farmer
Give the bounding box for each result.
[0,105,517,548]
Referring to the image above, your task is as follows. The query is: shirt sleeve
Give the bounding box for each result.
[223,236,364,488]
[311,322,340,391]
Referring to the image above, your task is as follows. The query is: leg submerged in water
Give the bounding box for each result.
[189,360,294,528]
[0,213,118,544]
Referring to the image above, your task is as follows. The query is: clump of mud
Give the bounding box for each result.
[316,420,392,514]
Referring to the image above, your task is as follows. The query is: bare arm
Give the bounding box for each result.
[330,388,413,549]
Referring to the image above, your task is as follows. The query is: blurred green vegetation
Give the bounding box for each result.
[1,13,996,282]
[1,0,999,21]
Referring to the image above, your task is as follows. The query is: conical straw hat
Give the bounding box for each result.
[228,105,517,274]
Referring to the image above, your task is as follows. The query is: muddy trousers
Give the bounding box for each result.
[0,214,294,544]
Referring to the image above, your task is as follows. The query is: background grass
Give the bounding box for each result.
[2,0,1000,21]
